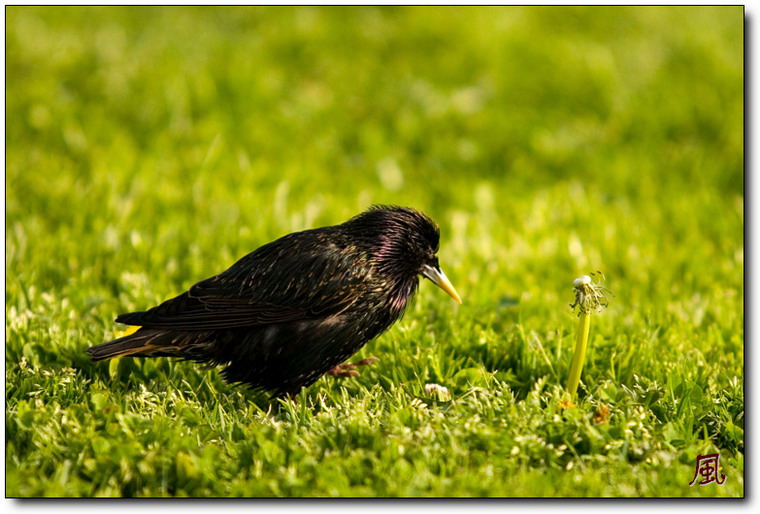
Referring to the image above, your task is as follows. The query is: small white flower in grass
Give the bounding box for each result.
[424,383,451,401]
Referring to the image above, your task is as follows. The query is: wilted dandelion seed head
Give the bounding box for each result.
[570,272,612,315]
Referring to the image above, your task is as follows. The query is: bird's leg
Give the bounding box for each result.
[326,356,380,378]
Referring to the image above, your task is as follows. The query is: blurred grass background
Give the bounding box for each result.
[6,6,743,497]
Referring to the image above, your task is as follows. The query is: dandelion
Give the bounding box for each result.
[565,271,612,399]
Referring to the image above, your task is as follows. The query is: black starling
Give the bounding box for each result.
[86,206,461,397]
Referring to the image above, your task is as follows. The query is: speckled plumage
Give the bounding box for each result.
[86,206,452,397]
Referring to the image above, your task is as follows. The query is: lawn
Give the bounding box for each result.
[5,6,744,497]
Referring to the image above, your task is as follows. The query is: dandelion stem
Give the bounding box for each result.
[564,272,611,399]
[566,311,591,398]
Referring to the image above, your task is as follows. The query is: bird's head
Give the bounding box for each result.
[345,206,462,304]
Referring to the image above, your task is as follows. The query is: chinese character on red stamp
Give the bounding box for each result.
[689,453,726,486]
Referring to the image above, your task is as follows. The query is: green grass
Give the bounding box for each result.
[6,6,743,497]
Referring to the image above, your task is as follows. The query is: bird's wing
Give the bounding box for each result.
[115,230,373,330]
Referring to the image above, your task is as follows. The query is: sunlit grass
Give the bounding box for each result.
[6,6,743,497]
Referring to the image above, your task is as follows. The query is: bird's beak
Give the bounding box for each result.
[421,264,462,304]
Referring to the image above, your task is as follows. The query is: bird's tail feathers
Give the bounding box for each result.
[85,328,178,361]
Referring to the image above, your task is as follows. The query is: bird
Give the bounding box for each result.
[85,205,461,397]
